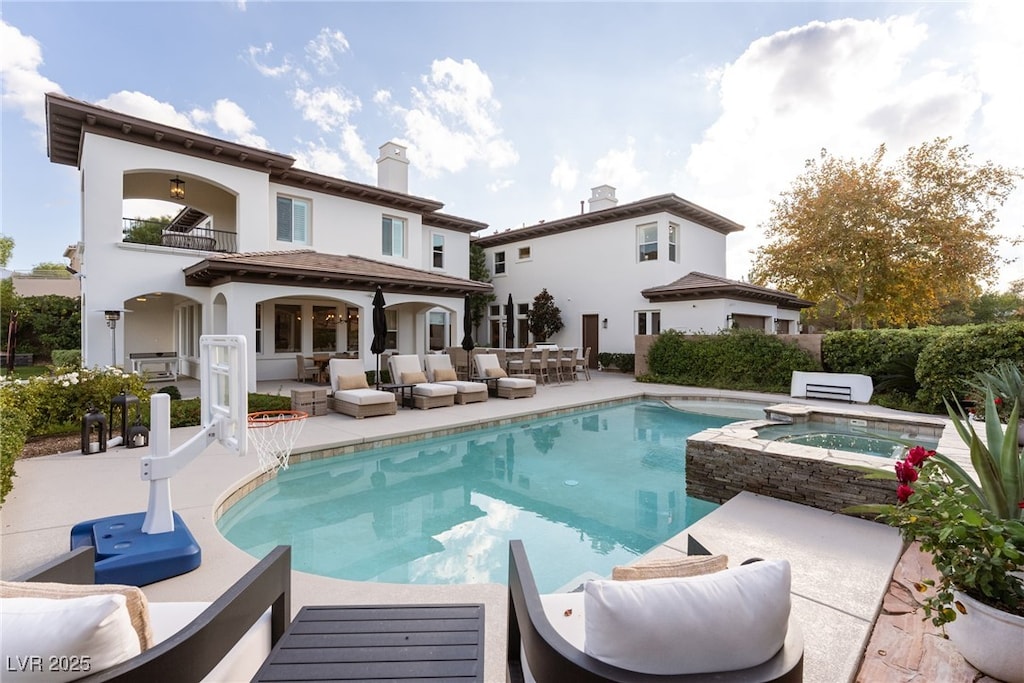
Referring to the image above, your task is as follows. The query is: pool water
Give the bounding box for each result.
[756,422,939,459]
[217,401,729,592]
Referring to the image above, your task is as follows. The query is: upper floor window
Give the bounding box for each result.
[432,234,445,269]
[517,246,531,261]
[668,223,678,262]
[638,223,658,261]
[276,197,309,244]
[382,216,406,257]
[494,251,506,275]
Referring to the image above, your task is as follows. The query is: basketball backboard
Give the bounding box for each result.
[200,334,247,456]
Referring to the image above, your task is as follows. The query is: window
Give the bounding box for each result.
[517,303,529,316]
[636,310,661,335]
[517,246,531,260]
[432,234,444,269]
[668,223,678,262]
[346,307,359,350]
[276,197,309,244]
[385,309,398,349]
[638,224,658,261]
[489,304,501,317]
[494,251,506,274]
[275,304,301,353]
[312,306,337,352]
[428,310,448,350]
[382,216,406,256]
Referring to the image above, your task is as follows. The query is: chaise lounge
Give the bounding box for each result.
[327,358,397,419]
[506,539,804,682]
[474,354,537,399]
[424,354,488,404]
[2,545,291,682]
[388,354,458,410]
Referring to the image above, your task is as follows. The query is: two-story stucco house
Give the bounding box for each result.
[45,93,491,388]
[474,185,811,362]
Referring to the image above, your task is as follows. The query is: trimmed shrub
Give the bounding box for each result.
[169,393,290,429]
[641,329,819,392]
[915,322,1024,411]
[156,385,182,400]
[597,353,635,373]
[50,349,82,369]
[822,328,941,377]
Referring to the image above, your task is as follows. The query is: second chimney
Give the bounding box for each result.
[588,185,618,212]
[377,142,409,193]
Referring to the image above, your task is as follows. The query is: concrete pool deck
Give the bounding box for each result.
[0,373,977,682]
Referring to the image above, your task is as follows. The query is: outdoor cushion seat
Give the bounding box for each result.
[388,354,457,410]
[328,359,397,419]
[424,355,488,404]
[475,354,536,399]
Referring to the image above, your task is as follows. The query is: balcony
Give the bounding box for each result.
[122,217,237,253]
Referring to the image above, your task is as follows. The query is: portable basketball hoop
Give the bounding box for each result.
[248,410,308,473]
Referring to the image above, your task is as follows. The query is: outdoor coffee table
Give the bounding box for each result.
[380,382,416,408]
[251,603,484,682]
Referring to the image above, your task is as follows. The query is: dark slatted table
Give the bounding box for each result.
[251,603,484,682]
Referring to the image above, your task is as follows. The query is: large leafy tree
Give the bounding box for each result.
[752,139,1020,329]
[468,244,496,333]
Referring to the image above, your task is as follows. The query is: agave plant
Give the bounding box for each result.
[965,361,1024,424]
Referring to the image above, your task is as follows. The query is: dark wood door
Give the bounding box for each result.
[582,314,599,368]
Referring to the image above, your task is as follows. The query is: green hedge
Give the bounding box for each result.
[914,322,1024,411]
[597,353,635,373]
[822,328,941,377]
[641,329,819,392]
[51,349,82,368]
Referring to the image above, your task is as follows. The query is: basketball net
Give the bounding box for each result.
[247,410,308,473]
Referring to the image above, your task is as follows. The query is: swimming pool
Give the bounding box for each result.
[217,401,729,592]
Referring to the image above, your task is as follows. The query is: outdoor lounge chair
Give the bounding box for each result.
[3,545,292,683]
[475,354,536,399]
[388,354,457,409]
[424,355,488,404]
[506,539,804,682]
[327,358,397,419]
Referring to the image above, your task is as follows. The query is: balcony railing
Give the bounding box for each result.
[122,218,237,253]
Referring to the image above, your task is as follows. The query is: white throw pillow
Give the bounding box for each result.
[583,559,791,675]
[1,593,142,682]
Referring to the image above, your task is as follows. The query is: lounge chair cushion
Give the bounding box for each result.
[411,382,457,397]
[401,371,428,385]
[433,367,458,381]
[1,594,141,681]
[611,554,728,581]
[338,373,369,390]
[1,579,153,651]
[333,388,395,406]
[486,367,508,378]
[583,559,791,675]
[497,377,535,390]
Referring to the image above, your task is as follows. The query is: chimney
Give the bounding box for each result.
[376,142,409,193]
[588,185,617,212]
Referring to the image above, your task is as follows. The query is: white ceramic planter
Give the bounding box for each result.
[945,590,1024,683]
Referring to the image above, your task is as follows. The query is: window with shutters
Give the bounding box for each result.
[382,216,406,257]
[276,196,309,244]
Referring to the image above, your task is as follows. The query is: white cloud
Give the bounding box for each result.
[339,124,376,178]
[244,43,294,78]
[98,91,200,131]
[549,156,578,191]
[589,138,647,195]
[293,86,361,132]
[291,140,350,178]
[381,58,518,177]
[487,178,514,192]
[682,13,1000,282]
[305,28,350,75]
[211,98,268,148]
[0,19,63,129]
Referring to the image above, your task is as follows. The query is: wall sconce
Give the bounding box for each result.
[169,176,185,200]
[602,318,608,329]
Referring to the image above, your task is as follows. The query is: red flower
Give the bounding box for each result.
[994,396,1003,406]
[1019,500,1024,510]
[895,460,919,484]
[906,446,934,467]
[897,484,915,503]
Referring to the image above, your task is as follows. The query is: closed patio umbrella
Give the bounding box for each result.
[370,286,387,389]
[504,293,515,348]
[461,293,474,377]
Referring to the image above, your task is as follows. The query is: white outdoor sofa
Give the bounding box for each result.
[327,358,397,419]
[388,354,457,410]
[474,354,537,399]
[423,355,488,404]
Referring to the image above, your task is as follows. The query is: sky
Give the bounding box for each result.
[2,1,1022,289]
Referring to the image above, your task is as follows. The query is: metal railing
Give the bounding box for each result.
[122,218,237,253]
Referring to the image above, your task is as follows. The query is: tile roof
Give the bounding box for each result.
[473,194,744,247]
[641,272,814,309]
[183,250,493,296]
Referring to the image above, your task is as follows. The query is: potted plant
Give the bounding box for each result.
[849,389,1024,682]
